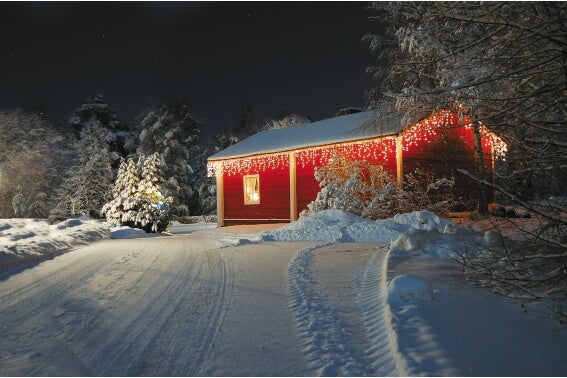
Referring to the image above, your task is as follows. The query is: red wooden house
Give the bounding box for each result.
[207,109,506,226]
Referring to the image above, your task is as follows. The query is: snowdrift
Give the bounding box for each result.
[264,208,504,261]
[0,217,110,272]
[263,209,454,244]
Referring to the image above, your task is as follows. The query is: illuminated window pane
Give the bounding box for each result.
[243,174,260,205]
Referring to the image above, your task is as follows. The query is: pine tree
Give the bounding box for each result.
[138,153,165,204]
[102,154,171,233]
[112,159,128,198]
[69,93,120,135]
[136,100,200,216]
[102,157,138,228]
[69,93,133,159]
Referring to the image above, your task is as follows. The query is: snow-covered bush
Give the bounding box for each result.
[365,169,457,219]
[302,154,393,217]
[302,154,457,220]
[101,153,172,233]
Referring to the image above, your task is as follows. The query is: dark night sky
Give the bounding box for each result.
[0,1,377,138]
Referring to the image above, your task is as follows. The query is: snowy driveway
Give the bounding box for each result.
[0,234,402,376]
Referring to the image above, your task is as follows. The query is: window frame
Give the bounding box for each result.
[243,174,260,205]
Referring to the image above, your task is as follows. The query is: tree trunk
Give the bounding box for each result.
[472,120,488,214]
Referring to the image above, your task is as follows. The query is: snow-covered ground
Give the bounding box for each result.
[0,217,110,273]
[0,211,566,376]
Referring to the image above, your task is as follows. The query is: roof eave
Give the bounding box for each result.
[207,130,400,162]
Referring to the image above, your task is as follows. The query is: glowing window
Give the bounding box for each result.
[243,174,260,205]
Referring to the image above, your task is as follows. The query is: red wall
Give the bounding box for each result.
[219,111,500,223]
[223,159,290,223]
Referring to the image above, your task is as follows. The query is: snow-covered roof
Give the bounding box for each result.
[208,110,404,161]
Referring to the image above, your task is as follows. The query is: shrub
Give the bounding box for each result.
[302,154,457,220]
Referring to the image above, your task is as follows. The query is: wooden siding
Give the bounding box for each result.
[223,164,290,223]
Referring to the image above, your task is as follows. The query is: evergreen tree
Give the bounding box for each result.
[112,159,128,198]
[69,93,120,135]
[136,100,200,216]
[69,93,132,158]
[54,121,114,218]
[138,153,166,204]
[102,153,172,233]
[189,145,218,216]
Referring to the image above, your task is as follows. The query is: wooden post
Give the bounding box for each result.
[289,152,297,221]
[491,144,496,202]
[396,135,403,187]
[215,163,225,227]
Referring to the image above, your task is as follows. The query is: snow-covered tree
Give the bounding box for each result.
[0,109,63,218]
[102,153,172,233]
[365,2,566,205]
[365,2,567,318]
[112,158,139,198]
[69,93,133,159]
[137,153,166,204]
[53,121,115,218]
[261,113,311,131]
[136,100,200,216]
[69,93,120,134]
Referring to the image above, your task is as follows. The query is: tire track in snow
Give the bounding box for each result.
[93,239,234,376]
[194,249,234,376]
[288,243,407,376]
[358,245,408,376]
[0,236,233,376]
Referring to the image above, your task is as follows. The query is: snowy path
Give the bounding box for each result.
[288,243,407,376]
[0,236,231,376]
[0,234,407,376]
[200,241,315,376]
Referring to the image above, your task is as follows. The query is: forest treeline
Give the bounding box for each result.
[0,95,312,220]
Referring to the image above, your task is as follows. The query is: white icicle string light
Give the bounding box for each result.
[295,138,396,169]
[207,152,290,177]
[206,138,396,177]
[206,110,507,177]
